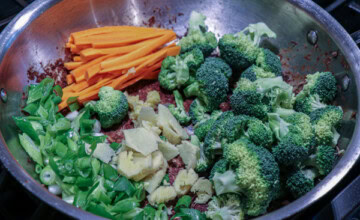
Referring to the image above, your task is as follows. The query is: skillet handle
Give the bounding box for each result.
[315,175,360,220]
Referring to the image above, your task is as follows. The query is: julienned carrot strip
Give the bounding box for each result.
[58,101,69,111]
[64,62,83,70]
[79,38,160,60]
[85,64,102,81]
[71,54,115,82]
[71,26,168,41]
[73,56,82,62]
[100,44,177,74]
[111,49,168,89]
[75,31,171,46]
[66,43,74,48]
[142,69,161,80]
[166,46,181,56]
[66,74,75,85]
[91,31,173,48]
[101,32,175,69]
[63,83,75,92]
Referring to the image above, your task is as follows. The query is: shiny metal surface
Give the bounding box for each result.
[0,0,359,219]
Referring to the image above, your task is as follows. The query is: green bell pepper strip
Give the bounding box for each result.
[22,103,39,116]
[111,197,140,213]
[13,116,40,144]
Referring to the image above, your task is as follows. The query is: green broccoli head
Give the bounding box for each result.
[224,137,280,216]
[194,110,222,141]
[168,90,191,125]
[286,112,314,147]
[204,111,234,158]
[88,86,128,129]
[219,22,276,70]
[189,99,209,124]
[184,61,229,111]
[195,142,210,173]
[305,145,336,176]
[179,12,217,56]
[301,72,337,103]
[255,48,282,76]
[180,48,205,73]
[241,65,277,82]
[310,106,343,145]
[201,57,233,78]
[246,118,273,148]
[209,158,229,180]
[267,112,292,141]
[294,94,327,115]
[272,133,309,166]
[206,193,245,220]
[256,76,294,109]
[158,56,189,91]
[222,114,250,144]
[230,78,269,120]
[286,169,316,199]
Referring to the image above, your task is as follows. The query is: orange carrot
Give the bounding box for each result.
[66,74,75,85]
[101,32,175,69]
[79,38,160,60]
[64,62,83,70]
[71,26,168,42]
[142,69,161,80]
[91,31,173,48]
[71,54,115,82]
[85,64,102,81]
[73,56,82,62]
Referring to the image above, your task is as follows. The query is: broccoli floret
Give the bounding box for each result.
[212,170,241,196]
[223,137,280,216]
[222,115,250,143]
[230,78,269,119]
[246,118,273,148]
[272,133,309,166]
[286,112,314,147]
[304,145,336,176]
[87,86,128,128]
[255,48,282,76]
[230,77,293,119]
[206,194,245,220]
[204,112,234,158]
[194,110,222,141]
[294,94,327,115]
[267,112,292,140]
[184,60,229,111]
[296,72,337,103]
[286,169,317,199]
[219,22,276,70]
[195,142,210,173]
[209,158,229,180]
[201,57,233,78]
[255,77,294,109]
[179,11,217,56]
[180,48,205,73]
[310,106,343,145]
[158,56,189,91]
[189,99,209,124]
[168,90,191,125]
[241,65,277,82]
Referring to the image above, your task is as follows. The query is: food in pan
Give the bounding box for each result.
[13,11,342,219]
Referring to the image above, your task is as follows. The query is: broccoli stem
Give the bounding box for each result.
[173,90,185,109]
[184,82,201,98]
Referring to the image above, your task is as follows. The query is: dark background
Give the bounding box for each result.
[0,0,360,219]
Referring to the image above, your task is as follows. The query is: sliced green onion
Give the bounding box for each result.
[48,184,62,195]
[55,141,68,157]
[67,96,79,105]
[35,164,42,174]
[22,103,39,116]
[75,177,93,188]
[62,176,76,184]
[111,197,140,213]
[40,166,56,185]
[69,102,80,112]
[103,163,118,182]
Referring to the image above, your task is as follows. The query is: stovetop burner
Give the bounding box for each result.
[1,0,360,219]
